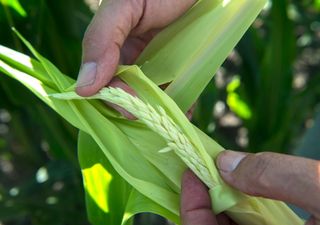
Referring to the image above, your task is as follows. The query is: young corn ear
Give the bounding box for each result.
[51,88,216,189]
[0,0,305,223]
[51,87,305,225]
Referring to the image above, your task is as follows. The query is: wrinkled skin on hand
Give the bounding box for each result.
[181,170,238,225]
[78,2,320,224]
[76,0,196,97]
[180,151,320,225]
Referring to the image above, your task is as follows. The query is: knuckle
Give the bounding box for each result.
[82,32,98,49]
[240,152,275,196]
[129,0,146,26]
[130,0,145,9]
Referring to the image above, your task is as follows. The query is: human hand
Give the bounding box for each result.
[180,170,238,225]
[181,151,320,225]
[76,0,196,96]
[216,151,320,225]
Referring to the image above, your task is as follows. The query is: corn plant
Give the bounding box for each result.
[0,0,305,225]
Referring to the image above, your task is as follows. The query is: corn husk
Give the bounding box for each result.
[0,0,304,224]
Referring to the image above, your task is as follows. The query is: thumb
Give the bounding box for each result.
[76,0,145,96]
[216,150,320,219]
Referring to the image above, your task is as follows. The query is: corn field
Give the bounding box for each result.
[0,0,320,225]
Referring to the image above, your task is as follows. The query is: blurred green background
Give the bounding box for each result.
[0,0,319,224]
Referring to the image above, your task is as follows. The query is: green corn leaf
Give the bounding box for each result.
[137,0,267,113]
[0,0,27,17]
[78,131,179,225]
[226,77,252,119]
[0,0,304,224]
[0,44,304,224]
[0,43,183,224]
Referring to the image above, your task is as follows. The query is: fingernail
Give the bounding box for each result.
[76,62,97,88]
[217,150,246,172]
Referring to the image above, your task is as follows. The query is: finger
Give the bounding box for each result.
[120,30,159,64]
[186,103,196,121]
[76,0,145,96]
[216,213,238,225]
[130,0,197,35]
[305,216,320,225]
[107,78,136,119]
[108,77,136,97]
[216,151,320,218]
[180,170,218,225]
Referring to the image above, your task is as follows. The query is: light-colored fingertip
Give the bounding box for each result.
[217,150,247,172]
[76,62,97,88]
